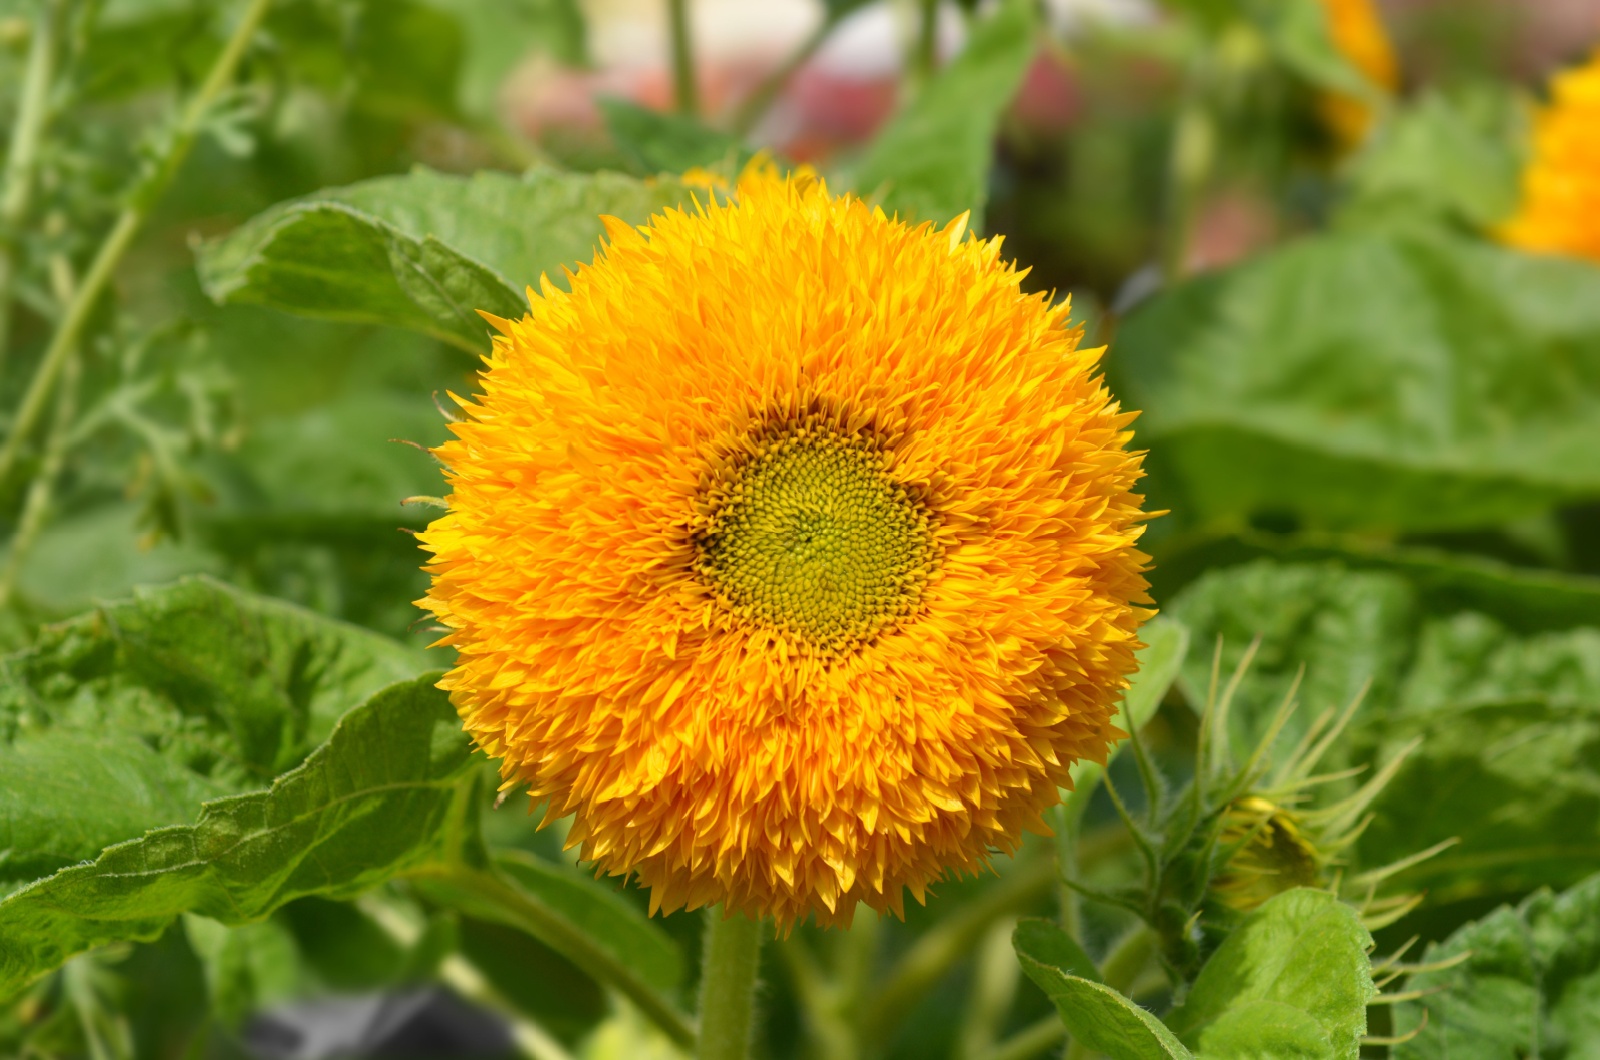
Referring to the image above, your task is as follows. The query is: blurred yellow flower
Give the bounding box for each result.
[1318,0,1400,147]
[1501,50,1600,261]
[419,164,1152,929]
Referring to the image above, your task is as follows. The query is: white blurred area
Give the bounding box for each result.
[503,0,1157,159]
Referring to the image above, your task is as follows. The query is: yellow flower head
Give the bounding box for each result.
[1501,50,1600,262]
[1210,796,1322,914]
[419,166,1152,929]
[1317,0,1400,147]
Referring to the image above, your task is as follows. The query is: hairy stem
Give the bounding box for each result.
[0,0,272,490]
[698,909,764,1060]
[0,0,62,373]
[667,0,700,116]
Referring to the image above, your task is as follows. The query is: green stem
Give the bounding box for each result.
[0,252,77,610]
[698,909,764,1060]
[413,866,698,1051]
[729,13,837,138]
[0,0,271,491]
[667,0,699,116]
[985,1017,1064,1060]
[0,0,62,373]
[909,0,940,92]
[862,855,1055,1050]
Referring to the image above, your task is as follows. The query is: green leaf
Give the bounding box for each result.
[197,168,701,351]
[1340,87,1524,232]
[183,914,303,1026]
[852,0,1037,228]
[1115,229,1600,531]
[0,673,475,1002]
[1014,919,1192,1059]
[1392,872,1600,1059]
[599,98,748,176]
[0,577,426,887]
[1264,0,1379,101]
[1165,889,1375,1058]
[410,852,683,993]
[1166,556,1600,900]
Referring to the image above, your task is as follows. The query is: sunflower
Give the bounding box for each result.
[1317,0,1400,147]
[418,164,1152,929]
[1501,49,1600,262]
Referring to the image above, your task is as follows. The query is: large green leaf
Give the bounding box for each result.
[852,0,1036,228]
[1165,889,1375,1058]
[1167,558,1600,901]
[1014,919,1193,1060]
[0,673,474,1002]
[197,168,699,351]
[1115,229,1600,531]
[1392,873,1600,1058]
[0,578,425,887]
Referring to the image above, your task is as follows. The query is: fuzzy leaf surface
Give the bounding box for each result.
[1164,889,1375,1059]
[0,674,474,1001]
[1393,872,1600,1058]
[0,578,424,888]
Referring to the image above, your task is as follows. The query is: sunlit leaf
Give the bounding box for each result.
[1165,889,1375,1058]
[197,168,701,352]
[1117,229,1600,531]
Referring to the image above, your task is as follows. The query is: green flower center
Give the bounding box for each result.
[695,426,940,652]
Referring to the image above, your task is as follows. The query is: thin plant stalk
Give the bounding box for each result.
[0,251,77,610]
[730,13,838,138]
[0,0,272,491]
[698,909,764,1060]
[0,0,62,373]
[1157,49,1216,282]
[667,0,700,116]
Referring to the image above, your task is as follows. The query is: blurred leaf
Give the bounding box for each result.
[1358,699,1600,904]
[1015,919,1191,1059]
[197,167,701,351]
[457,916,607,1044]
[345,0,464,121]
[1165,889,1374,1057]
[1341,87,1524,231]
[1068,616,1189,792]
[853,0,1037,228]
[1263,0,1376,100]
[430,0,589,118]
[599,98,747,176]
[0,577,425,886]
[1117,229,1600,531]
[412,850,683,994]
[182,913,302,1026]
[278,897,405,989]
[1392,873,1600,1058]
[0,672,473,1002]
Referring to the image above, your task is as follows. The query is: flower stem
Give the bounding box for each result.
[698,909,764,1060]
[0,0,272,492]
[667,0,699,116]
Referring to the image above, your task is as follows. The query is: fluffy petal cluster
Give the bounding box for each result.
[1501,50,1600,262]
[419,166,1152,929]
[1317,0,1399,147]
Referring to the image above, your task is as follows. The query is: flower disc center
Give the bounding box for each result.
[695,426,939,651]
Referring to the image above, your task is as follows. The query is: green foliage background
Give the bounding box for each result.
[0,0,1597,1057]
